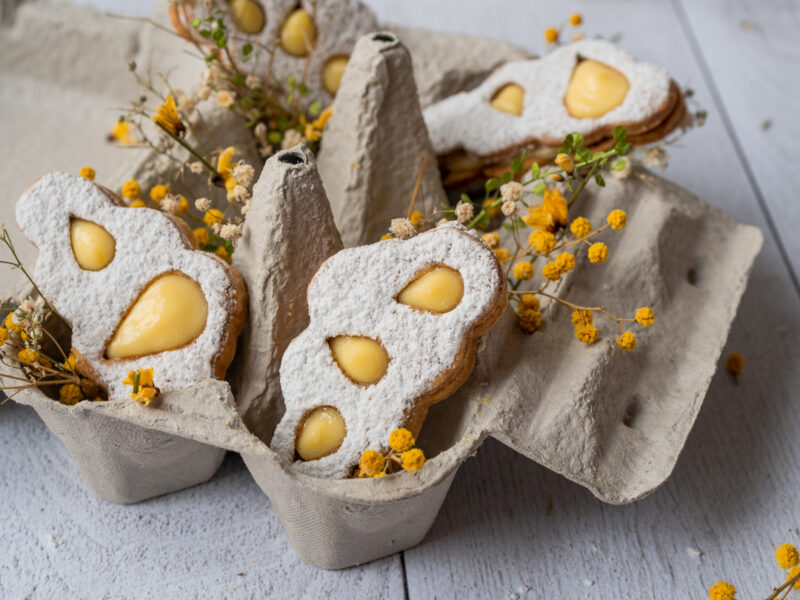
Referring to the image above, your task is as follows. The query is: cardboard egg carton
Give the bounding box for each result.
[2,13,762,569]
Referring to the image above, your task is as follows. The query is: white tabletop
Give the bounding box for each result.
[2,1,799,598]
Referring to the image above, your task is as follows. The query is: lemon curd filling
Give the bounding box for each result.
[329,335,389,384]
[70,219,115,271]
[322,56,349,95]
[565,59,630,119]
[490,84,525,116]
[280,9,315,57]
[229,0,266,34]
[296,406,346,460]
[397,266,464,313]
[106,273,208,359]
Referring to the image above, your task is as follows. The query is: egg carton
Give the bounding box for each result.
[3,29,762,569]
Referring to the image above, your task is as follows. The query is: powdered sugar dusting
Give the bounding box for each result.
[423,39,672,156]
[273,223,504,478]
[16,172,238,400]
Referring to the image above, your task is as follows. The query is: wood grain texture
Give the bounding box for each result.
[676,0,800,289]
[360,0,800,598]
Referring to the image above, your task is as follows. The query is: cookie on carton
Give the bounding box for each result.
[271,223,507,479]
[174,0,378,105]
[15,172,247,399]
[423,39,685,185]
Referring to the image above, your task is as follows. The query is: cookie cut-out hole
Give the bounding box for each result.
[229,0,266,34]
[280,8,315,57]
[622,397,640,428]
[397,265,464,314]
[372,33,395,42]
[322,55,349,95]
[279,151,304,164]
[295,406,346,461]
[565,59,630,119]
[687,267,699,285]
[70,218,116,271]
[105,272,208,359]
[329,335,389,385]
[490,83,525,116]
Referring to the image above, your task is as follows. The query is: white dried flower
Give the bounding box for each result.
[501,199,518,217]
[259,145,274,158]
[210,222,222,235]
[216,90,235,109]
[610,158,632,179]
[454,201,474,224]
[189,161,204,174]
[281,129,304,149]
[160,194,180,214]
[197,86,211,101]
[177,93,195,114]
[641,146,668,169]
[233,162,255,187]
[246,75,261,89]
[500,181,523,203]
[437,218,449,227]
[254,122,267,142]
[201,66,219,86]
[195,197,211,212]
[389,218,415,240]
[219,223,243,241]
[241,200,252,216]
[231,185,250,204]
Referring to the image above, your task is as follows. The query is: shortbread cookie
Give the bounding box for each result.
[16,172,247,399]
[424,40,682,183]
[271,223,507,479]
[175,0,377,106]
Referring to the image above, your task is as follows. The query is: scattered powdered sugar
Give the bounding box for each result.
[423,39,672,156]
[273,223,504,478]
[16,172,238,399]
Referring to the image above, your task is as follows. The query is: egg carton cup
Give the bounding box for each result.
[2,16,763,568]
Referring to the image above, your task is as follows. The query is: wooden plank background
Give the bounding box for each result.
[1,0,798,598]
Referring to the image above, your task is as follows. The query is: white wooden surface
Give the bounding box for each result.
[2,1,799,598]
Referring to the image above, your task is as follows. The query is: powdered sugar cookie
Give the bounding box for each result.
[176,0,378,106]
[16,172,247,399]
[272,223,507,479]
[424,40,683,182]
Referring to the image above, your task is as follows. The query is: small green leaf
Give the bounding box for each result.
[234,73,246,87]
[613,125,627,141]
[191,18,201,27]
[243,43,253,56]
[268,131,282,144]
[286,92,295,105]
[200,30,212,38]
[532,181,547,196]
[308,101,323,116]
[612,159,627,171]
[571,132,584,149]
[531,163,541,179]
[212,28,224,41]
[615,141,632,156]
[502,222,517,231]
[500,171,513,184]
[485,178,499,192]
[511,157,523,174]
[460,193,471,204]
[576,147,592,163]
[595,173,606,187]
[287,76,297,89]
[298,83,309,95]
[215,37,227,49]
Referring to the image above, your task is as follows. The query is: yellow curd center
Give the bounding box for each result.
[296,406,346,461]
[106,273,208,359]
[329,335,389,385]
[397,266,463,313]
[70,219,115,271]
[490,84,525,116]
[280,9,315,57]
[230,0,266,34]
[322,56,349,95]
[565,60,630,119]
